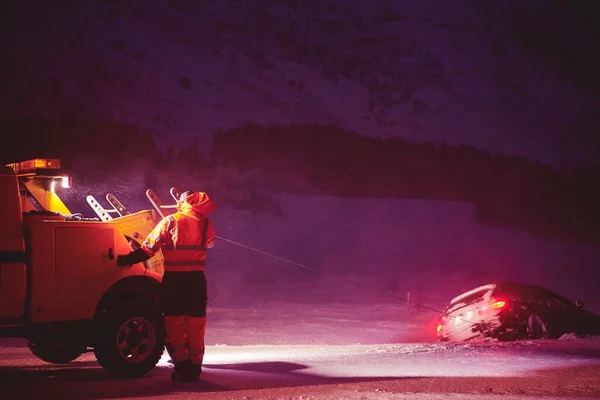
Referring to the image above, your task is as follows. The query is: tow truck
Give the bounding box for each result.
[0,158,166,378]
[86,186,187,364]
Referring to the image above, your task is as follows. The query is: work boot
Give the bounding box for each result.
[188,364,202,381]
[171,360,196,383]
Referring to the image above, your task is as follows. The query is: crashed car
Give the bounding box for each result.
[436,282,600,342]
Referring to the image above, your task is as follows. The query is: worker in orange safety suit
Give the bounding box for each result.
[117,191,217,382]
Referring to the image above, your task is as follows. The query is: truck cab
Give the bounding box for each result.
[0,159,166,378]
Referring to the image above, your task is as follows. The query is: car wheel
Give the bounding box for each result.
[94,301,166,378]
[527,315,549,339]
[26,337,86,364]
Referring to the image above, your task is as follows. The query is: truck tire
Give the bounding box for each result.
[26,337,85,364]
[94,301,165,378]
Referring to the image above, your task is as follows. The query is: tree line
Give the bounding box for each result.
[0,114,207,172]
[212,123,600,242]
[1,115,598,242]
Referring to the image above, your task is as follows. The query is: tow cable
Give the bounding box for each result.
[216,235,487,332]
[216,235,445,316]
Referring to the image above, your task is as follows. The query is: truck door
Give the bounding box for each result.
[0,246,27,323]
[0,170,27,323]
[28,223,119,323]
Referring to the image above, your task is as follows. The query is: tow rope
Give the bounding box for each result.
[216,235,445,315]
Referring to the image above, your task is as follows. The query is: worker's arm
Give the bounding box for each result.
[141,216,173,256]
[117,217,173,266]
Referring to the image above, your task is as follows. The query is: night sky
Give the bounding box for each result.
[1,0,599,166]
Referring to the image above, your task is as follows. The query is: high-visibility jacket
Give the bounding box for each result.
[141,192,216,272]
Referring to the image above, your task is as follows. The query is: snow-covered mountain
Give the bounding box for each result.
[2,0,599,166]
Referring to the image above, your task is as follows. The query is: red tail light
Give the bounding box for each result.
[490,300,506,309]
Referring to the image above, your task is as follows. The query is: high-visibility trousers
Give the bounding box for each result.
[162,271,208,365]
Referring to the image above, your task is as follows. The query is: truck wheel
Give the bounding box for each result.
[26,337,85,364]
[94,302,165,378]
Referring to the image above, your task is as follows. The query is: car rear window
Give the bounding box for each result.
[450,289,489,306]
[443,287,493,315]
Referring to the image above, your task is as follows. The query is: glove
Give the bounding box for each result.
[117,255,132,266]
[117,248,150,266]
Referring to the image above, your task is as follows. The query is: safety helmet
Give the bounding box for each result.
[176,190,217,215]
[179,190,195,203]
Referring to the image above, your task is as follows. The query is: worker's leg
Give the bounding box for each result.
[185,271,208,379]
[162,272,191,380]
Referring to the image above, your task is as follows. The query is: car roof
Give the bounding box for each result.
[495,282,575,301]
[450,282,574,305]
[496,282,558,293]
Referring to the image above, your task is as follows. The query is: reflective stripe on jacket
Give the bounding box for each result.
[140,192,216,272]
[161,216,210,272]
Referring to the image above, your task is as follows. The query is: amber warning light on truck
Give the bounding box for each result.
[7,158,62,173]
[6,158,72,188]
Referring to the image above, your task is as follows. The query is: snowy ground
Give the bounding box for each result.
[1,301,600,399]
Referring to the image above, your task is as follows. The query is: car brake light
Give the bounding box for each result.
[490,301,506,309]
[436,324,443,333]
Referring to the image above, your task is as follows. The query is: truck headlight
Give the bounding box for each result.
[62,176,72,188]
